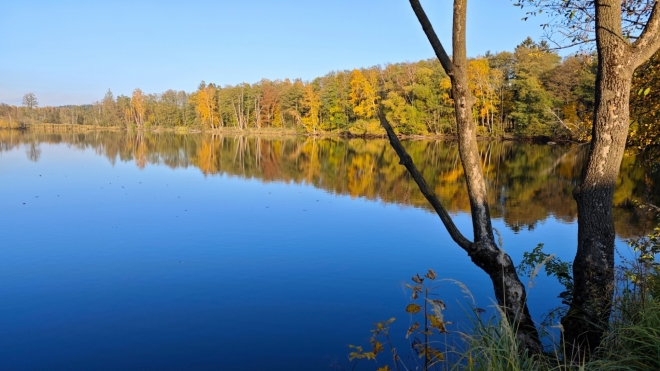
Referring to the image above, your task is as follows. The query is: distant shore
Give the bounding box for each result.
[6,123,578,144]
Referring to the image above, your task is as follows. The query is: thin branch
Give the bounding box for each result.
[647,203,660,211]
[548,108,587,135]
[545,36,597,50]
[378,110,472,250]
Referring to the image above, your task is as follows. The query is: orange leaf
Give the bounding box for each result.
[429,315,449,333]
[427,347,444,362]
[406,303,422,314]
[406,322,420,338]
[372,340,384,355]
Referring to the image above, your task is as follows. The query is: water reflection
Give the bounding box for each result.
[0,130,655,237]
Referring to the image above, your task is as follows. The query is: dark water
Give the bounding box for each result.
[0,131,655,370]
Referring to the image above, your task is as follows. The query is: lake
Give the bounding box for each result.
[0,130,655,370]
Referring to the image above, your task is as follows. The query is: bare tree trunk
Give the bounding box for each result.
[232,92,246,130]
[382,0,542,354]
[208,93,215,130]
[254,96,263,129]
[562,0,660,356]
[232,102,240,129]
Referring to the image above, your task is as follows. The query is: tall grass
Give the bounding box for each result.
[442,281,659,371]
[449,228,660,371]
[348,234,660,371]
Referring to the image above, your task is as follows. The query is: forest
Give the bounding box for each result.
[0,37,655,149]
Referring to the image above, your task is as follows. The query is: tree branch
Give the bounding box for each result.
[632,1,660,67]
[378,110,472,250]
[409,0,455,75]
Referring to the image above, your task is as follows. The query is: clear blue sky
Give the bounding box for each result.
[0,0,553,106]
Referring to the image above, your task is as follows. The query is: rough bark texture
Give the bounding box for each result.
[562,0,660,356]
[396,0,542,354]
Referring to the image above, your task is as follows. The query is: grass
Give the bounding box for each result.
[429,280,659,371]
[347,231,660,371]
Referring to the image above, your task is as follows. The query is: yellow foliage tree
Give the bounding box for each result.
[467,58,502,133]
[301,83,321,133]
[131,88,145,128]
[349,69,378,119]
[196,85,219,129]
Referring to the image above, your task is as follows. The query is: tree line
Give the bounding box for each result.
[2,36,657,149]
[1,36,649,141]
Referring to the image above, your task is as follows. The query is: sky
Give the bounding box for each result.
[0,0,556,106]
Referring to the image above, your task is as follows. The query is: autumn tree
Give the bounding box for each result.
[301,82,321,133]
[259,79,281,127]
[349,69,378,120]
[195,82,220,129]
[131,88,146,128]
[468,58,503,133]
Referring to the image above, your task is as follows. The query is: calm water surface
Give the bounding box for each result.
[0,131,654,370]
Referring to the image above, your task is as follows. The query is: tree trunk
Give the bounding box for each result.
[563,62,631,358]
[393,0,542,354]
[562,0,660,356]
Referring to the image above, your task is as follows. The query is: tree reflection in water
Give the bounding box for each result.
[1,130,656,237]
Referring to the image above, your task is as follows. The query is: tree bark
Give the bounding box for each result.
[562,0,660,356]
[392,0,543,354]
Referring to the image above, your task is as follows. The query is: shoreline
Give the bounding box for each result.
[4,123,581,144]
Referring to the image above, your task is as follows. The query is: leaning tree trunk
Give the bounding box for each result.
[562,0,660,356]
[384,0,542,354]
